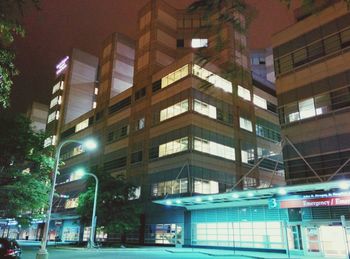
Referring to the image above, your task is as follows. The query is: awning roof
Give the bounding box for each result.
[153,180,350,210]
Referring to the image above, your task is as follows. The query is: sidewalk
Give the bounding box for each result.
[17,241,340,259]
[165,247,337,259]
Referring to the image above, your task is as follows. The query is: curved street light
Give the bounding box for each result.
[74,169,99,249]
[36,138,97,259]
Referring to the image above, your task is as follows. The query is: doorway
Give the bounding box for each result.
[304,227,322,256]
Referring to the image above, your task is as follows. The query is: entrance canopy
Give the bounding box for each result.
[153,180,350,210]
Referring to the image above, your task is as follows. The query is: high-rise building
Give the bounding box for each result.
[43,0,283,246]
[26,102,49,132]
[272,0,350,185]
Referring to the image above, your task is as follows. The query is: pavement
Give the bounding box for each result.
[18,240,342,259]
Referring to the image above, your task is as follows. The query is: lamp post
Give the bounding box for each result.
[36,139,97,259]
[82,172,99,249]
[74,169,99,248]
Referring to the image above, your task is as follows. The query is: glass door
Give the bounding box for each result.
[175,224,183,247]
[304,227,322,256]
[287,225,303,251]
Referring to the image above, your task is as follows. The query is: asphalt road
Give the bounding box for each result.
[21,246,253,259]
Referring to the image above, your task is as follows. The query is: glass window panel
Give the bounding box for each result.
[192,64,232,93]
[299,98,316,119]
[191,38,208,48]
[307,41,323,60]
[253,94,267,109]
[341,28,350,48]
[293,48,307,67]
[284,102,299,123]
[160,100,188,122]
[238,85,251,101]
[324,34,341,54]
[239,117,253,132]
[161,64,189,88]
[193,137,235,160]
[315,93,331,115]
[278,54,293,74]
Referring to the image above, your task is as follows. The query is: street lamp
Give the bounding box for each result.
[74,169,99,249]
[36,138,97,259]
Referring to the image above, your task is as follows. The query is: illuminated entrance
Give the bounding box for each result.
[154,180,350,258]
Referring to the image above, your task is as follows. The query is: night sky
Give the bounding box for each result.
[11,0,295,113]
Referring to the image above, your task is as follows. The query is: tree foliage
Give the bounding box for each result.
[77,172,142,236]
[0,0,40,109]
[0,111,54,226]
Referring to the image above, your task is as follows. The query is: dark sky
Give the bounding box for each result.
[11,0,295,113]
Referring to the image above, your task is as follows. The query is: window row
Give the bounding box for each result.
[151,177,219,197]
[151,178,188,197]
[61,144,84,160]
[274,27,350,75]
[192,221,285,249]
[279,86,350,124]
[158,98,232,124]
[161,64,189,89]
[160,100,189,122]
[159,137,189,157]
[107,124,129,143]
[193,137,235,161]
[108,96,131,114]
[192,64,232,93]
[256,124,281,143]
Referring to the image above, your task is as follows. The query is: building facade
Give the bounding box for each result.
[42,0,283,246]
[272,1,350,185]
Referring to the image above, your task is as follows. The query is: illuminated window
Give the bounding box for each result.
[191,38,208,48]
[52,81,63,94]
[75,119,89,133]
[192,64,232,93]
[241,149,255,164]
[194,178,219,194]
[47,111,58,123]
[193,137,235,160]
[298,98,315,119]
[161,64,189,88]
[239,117,253,132]
[243,177,257,189]
[50,96,61,109]
[253,94,267,109]
[159,137,188,157]
[284,103,300,123]
[315,94,331,115]
[94,88,98,95]
[238,85,251,101]
[92,101,97,109]
[136,117,145,131]
[44,135,56,148]
[193,99,216,119]
[160,100,188,122]
[65,198,79,209]
[152,178,188,197]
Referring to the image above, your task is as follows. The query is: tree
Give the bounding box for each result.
[77,172,142,242]
[0,0,40,109]
[0,111,54,226]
